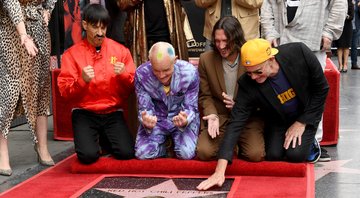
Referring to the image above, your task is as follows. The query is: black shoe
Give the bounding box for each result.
[343,69,347,73]
[307,138,321,163]
[318,148,331,162]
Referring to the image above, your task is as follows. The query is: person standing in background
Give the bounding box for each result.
[117,0,195,67]
[0,0,57,176]
[195,0,263,52]
[105,0,127,45]
[351,0,360,69]
[335,0,354,72]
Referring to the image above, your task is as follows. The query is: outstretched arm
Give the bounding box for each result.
[203,115,219,138]
[197,159,228,190]
[198,54,220,132]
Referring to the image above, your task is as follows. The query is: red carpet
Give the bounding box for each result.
[51,69,74,141]
[0,155,314,198]
[322,58,340,145]
[70,156,307,177]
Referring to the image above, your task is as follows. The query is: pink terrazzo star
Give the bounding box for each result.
[315,159,360,181]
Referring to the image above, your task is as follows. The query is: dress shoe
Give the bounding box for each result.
[0,169,12,176]
[351,65,360,69]
[343,69,347,73]
[34,143,55,166]
[338,68,343,72]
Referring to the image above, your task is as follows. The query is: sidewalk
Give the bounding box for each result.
[0,115,74,187]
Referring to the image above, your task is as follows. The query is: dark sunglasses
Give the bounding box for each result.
[245,62,267,75]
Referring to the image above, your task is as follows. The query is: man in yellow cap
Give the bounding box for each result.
[197,38,329,190]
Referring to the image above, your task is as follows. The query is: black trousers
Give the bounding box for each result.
[264,118,318,163]
[72,109,135,164]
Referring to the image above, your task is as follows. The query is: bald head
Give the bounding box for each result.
[149,42,176,64]
[149,42,178,85]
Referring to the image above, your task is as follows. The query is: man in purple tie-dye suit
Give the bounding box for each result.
[134,42,200,160]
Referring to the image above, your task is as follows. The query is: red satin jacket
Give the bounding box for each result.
[58,37,135,114]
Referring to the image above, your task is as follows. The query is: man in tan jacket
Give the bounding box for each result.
[195,0,263,51]
[196,16,265,161]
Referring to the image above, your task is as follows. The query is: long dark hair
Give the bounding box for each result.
[211,16,246,53]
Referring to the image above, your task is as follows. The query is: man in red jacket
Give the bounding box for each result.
[58,4,135,164]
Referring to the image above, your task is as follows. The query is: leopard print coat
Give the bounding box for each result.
[0,0,56,143]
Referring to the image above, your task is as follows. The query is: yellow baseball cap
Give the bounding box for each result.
[241,38,279,67]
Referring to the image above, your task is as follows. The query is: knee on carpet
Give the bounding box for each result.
[135,147,161,160]
[77,152,99,164]
[286,149,307,163]
[175,147,196,160]
[113,149,135,160]
[264,150,283,161]
[195,146,217,161]
[241,149,265,162]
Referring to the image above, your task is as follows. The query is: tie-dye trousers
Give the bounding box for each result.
[135,119,198,160]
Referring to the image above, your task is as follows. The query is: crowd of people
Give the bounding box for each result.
[0,0,352,192]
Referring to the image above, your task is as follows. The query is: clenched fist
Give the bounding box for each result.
[142,110,157,129]
[114,62,125,75]
[82,65,95,83]
[172,111,188,127]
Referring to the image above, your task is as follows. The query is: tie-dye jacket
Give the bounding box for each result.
[135,60,200,134]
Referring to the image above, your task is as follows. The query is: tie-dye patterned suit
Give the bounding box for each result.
[134,60,200,160]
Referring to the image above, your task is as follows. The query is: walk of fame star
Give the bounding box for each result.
[94,179,229,197]
[315,159,360,181]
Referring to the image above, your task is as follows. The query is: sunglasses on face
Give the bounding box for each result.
[245,62,267,75]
